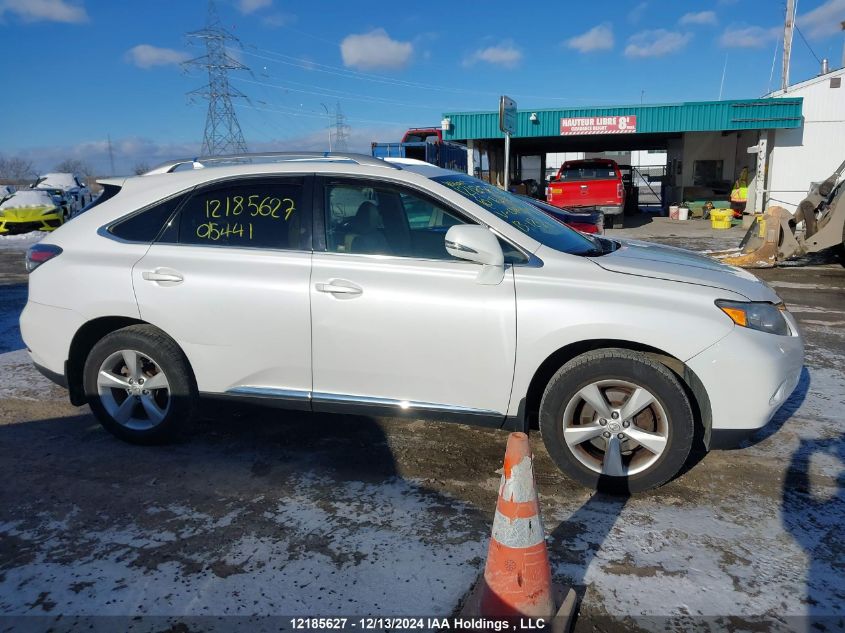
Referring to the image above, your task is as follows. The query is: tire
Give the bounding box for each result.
[539,348,694,494]
[83,324,197,444]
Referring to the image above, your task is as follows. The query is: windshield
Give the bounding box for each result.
[431,174,600,256]
[0,190,55,209]
[38,173,77,189]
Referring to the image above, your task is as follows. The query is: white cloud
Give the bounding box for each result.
[565,24,614,53]
[680,11,717,26]
[463,43,523,68]
[718,25,779,48]
[340,28,413,70]
[0,0,87,23]
[799,0,845,38]
[625,29,692,58]
[125,45,190,69]
[629,1,648,23]
[261,12,294,27]
[238,0,271,13]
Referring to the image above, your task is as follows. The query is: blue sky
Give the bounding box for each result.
[1,0,843,174]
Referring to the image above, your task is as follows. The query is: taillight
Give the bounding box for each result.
[617,182,623,199]
[571,222,599,234]
[25,244,62,272]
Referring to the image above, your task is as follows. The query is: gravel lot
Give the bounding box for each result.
[0,217,843,631]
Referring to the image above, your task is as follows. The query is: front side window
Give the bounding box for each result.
[432,174,598,256]
[324,181,467,260]
[175,179,307,250]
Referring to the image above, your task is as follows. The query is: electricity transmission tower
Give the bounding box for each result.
[333,102,350,152]
[184,0,249,156]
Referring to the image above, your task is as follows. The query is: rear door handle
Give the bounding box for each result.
[142,269,184,284]
[315,281,362,296]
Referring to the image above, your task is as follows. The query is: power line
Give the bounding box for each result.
[239,45,621,104]
[794,24,822,64]
[236,101,409,127]
[231,75,445,110]
[184,0,249,156]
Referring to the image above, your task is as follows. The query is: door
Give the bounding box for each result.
[310,177,517,418]
[131,176,314,402]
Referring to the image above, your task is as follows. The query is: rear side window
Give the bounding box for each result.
[109,193,185,242]
[175,178,307,250]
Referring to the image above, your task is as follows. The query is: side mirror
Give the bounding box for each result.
[445,225,505,285]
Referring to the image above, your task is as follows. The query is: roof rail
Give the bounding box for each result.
[143,152,401,176]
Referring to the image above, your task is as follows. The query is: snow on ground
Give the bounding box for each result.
[0,349,63,400]
[0,474,487,617]
[0,230,44,250]
[548,363,845,621]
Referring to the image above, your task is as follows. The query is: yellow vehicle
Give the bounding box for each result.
[0,189,66,234]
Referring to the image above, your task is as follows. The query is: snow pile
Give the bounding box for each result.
[0,230,44,250]
[0,350,64,400]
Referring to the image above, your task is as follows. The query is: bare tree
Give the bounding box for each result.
[0,156,37,181]
[54,158,93,178]
[133,161,151,175]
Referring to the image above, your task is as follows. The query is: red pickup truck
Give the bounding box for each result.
[546,159,625,227]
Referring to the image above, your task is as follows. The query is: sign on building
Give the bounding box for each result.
[560,115,637,135]
[499,96,517,135]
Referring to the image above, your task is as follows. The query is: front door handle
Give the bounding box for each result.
[142,269,184,284]
[315,281,362,296]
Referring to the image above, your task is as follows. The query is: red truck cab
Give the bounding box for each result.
[401,128,443,144]
[546,159,625,227]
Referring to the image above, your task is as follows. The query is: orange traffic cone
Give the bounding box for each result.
[479,431,555,617]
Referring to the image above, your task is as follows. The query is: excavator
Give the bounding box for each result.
[709,158,845,268]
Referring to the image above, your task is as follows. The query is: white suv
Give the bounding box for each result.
[20,153,804,492]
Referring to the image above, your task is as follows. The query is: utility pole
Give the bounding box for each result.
[106,134,116,176]
[781,0,795,91]
[333,102,350,152]
[183,0,249,156]
[841,20,845,69]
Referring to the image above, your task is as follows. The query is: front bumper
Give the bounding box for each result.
[0,208,62,234]
[686,318,804,448]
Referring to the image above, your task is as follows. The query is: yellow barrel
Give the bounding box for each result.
[710,208,733,229]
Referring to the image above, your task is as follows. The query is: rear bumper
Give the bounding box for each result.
[686,321,804,445]
[597,205,623,215]
[33,361,68,388]
[20,300,84,379]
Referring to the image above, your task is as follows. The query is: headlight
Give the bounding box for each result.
[716,300,790,336]
[41,207,58,216]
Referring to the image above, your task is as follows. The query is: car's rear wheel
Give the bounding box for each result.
[539,348,694,494]
[83,325,196,444]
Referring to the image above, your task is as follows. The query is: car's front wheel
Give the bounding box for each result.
[83,325,197,444]
[539,349,694,494]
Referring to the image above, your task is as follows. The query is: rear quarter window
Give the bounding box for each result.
[108,193,185,242]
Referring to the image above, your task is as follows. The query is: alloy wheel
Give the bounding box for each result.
[561,379,669,477]
[96,349,171,431]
